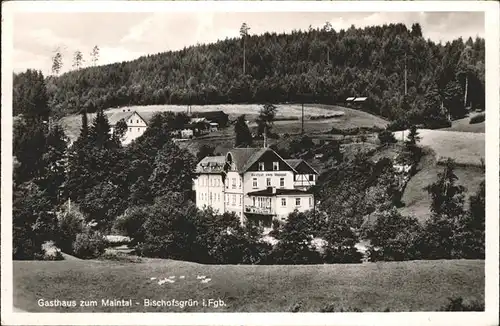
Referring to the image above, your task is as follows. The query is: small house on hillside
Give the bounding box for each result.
[192,111,229,128]
[108,109,148,145]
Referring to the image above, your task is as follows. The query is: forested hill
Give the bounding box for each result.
[14,23,485,122]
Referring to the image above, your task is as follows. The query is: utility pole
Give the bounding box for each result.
[404,53,408,96]
[402,53,408,142]
[301,103,305,134]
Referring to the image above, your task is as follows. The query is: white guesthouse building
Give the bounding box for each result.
[108,109,148,145]
[194,147,319,229]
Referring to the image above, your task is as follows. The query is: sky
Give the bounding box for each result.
[12,11,485,75]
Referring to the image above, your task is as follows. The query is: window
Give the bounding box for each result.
[232,178,236,189]
[232,195,236,206]
[238,177,242,188]
[266,178,271,187]
[210,192,212,201]
[129,128,132,132]
[273,162,279,171]
[136,120,139,123]
[296,198,301,206]
[309,197,313,207]
[252,178,258,188]
[253,197,256,206]
[280,178,285,188]
[309,174,314,181]
[258,162,265,171]
[239,195,242,206]
[281,198,286,207]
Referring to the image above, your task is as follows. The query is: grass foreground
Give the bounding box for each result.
[14,258,484,312]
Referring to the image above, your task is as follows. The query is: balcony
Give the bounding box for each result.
[244,205,274,215]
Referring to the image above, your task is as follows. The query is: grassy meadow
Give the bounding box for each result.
[14,258,483,313]
[58,104,388,142]
[393,129,485,167]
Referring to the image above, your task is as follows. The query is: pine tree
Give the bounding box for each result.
[88,108,113,149]
[421,159,466,258]
[443,79,466,119]
[256,103,277,138]
[234,115,253,147]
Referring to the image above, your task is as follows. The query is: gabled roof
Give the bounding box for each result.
[285,159,319,175]
[226,148,265,172]
[284,159,302,169]
[195,156,226,174]
[227,147,299,174]
[107,110,148,126]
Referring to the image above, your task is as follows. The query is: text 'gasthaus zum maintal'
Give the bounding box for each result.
[37,298,227,309]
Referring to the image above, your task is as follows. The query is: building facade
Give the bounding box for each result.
[108,110,148,145]
[193,147,319,230]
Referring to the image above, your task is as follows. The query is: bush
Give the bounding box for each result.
[423,117,451,129]
[36,241,64,261]
[469,113,485,124]
[271,211,323,264]
[72,231,107,259]
[377,129,397,145]
[57,211,84,254]
[440,297,484,311]
[113,206,148,245]
[364,208,423,261]
[386,119,410,131]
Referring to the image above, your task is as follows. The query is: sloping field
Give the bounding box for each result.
[14,259,483,313]
[441,115,485,133]
[59,104,387,142]
[394,129,485,167]
[400,152,485,222]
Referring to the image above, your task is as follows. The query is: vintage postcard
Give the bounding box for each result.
[1,1,499,325]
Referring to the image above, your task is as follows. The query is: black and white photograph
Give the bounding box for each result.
[1,1,499,325]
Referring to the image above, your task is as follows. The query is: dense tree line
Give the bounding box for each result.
[13,23,485,126]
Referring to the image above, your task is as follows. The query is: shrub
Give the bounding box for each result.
[469,113,485,124]
[271,211,322,264]
[36,241,64,261]
[423,117,451,129]
[72,230,107,259]
[113,206,149,245]
[364,208,423,261]
[440,297,484,311]
[377,129,397,145]
[57,211,84,254]
[386,118,410,131]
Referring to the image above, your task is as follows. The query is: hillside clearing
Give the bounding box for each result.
[440,114,485,133]
[400,151,485,222]
[393,129,485,167]
[14,259,483,312]
[58,104,387,142]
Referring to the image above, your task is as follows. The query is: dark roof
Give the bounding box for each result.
[285,159,319,175]
[195,156,226,174]
[284,159,302,169]
[192,111,228,119]
[247,188,312,197]
[226,148,266,172]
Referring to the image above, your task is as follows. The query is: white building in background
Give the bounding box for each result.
[193,147,319,231]
[108,109,148,145]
